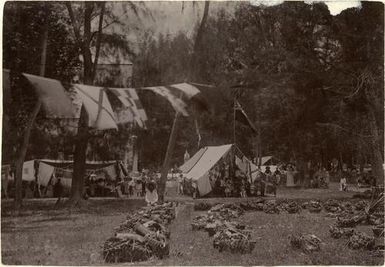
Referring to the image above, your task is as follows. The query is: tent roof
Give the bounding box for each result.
[184,144,232,181]
[261,156,273,165]
[179,147,207,173]
[38,159,116,169]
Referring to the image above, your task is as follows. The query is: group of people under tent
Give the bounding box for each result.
[117,170,160,205]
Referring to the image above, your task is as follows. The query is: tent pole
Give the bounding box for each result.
[158,111,181,203]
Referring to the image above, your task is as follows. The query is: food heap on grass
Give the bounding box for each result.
[329,225,355,239]
[191,203,256,253]
[213,227,256,254]
[354,200,368,211]
[302,200,322,213]
[347,232,375,250]
[336,214,363,228]
[263,200,281,214]
[280,200,301,214]
[103,202,176,263]
[289,234,322,253]
[208,203,244,220]
[239,199,265,211]
[323,199,343,213]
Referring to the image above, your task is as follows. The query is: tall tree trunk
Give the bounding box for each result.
[14,7,48,210]
[66,2,105,205]
[367,109,384,185]
[68,107,89,205]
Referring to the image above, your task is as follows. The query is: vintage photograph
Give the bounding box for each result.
[1,0,384,265]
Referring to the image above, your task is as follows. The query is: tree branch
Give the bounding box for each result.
[65,2,82,43]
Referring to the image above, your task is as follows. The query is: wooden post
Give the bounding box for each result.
[158,112,181,202]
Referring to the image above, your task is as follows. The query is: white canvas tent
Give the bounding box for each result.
[180,144,232,196]
[180,144,256,196]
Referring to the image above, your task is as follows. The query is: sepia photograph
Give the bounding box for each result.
[1,0,384,265]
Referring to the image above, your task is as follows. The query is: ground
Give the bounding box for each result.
[1,183,383,265]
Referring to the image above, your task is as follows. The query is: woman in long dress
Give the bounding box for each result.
[286,165,295,187]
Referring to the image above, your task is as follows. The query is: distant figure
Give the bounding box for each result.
[240,179,247,198]
[340,176,347,192]
[225,179,232,197]
[141,176,146,197]
[128,178,134,196]
[53,178,64,205]
[286,165,295,187]
[192,181,198,199]
[135,179,142,197]
[178,174,184,195]
[184,150,190,163]
[145,179,158,205]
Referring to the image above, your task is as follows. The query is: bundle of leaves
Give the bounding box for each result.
[240,199,265,211]
[336,214,363,228]
[323,199,343,213]
[341,202,355,214]
[280,200,301,214]
[103,236,152,263]
[263,200,281,214]
[354,200,368,211]
[191,214,215,231]
[103,202,176,263]
[329,225,355,239]
[347,232,375,250]
[208,203,244,219]
[289,234,322,253]
[194,202,212,211]
[204,220,246,237]
[213,228,256,254]
[303,201,322,213]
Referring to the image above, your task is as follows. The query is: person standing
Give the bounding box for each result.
[53,178,63,205]
[192,181,198,199]
[178,174,184,195]
[145,179,158,205]
[286,165,295,187]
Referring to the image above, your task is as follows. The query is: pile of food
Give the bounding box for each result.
[240,199,265,211]
[354,200,368,211]
[302,200,322,213]
[213,227,256,254]
[289,234,322,253]
[323,199,343,213]
[208,203,244,219]
[103,202,176,263]
[280,200,301,214]
[329,225,355,239]
[192,203,256,253]
[263,200,281,214]
[347,232,375,250]
[336,214,363,228]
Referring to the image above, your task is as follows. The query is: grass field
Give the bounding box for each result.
[1,184,383,266]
